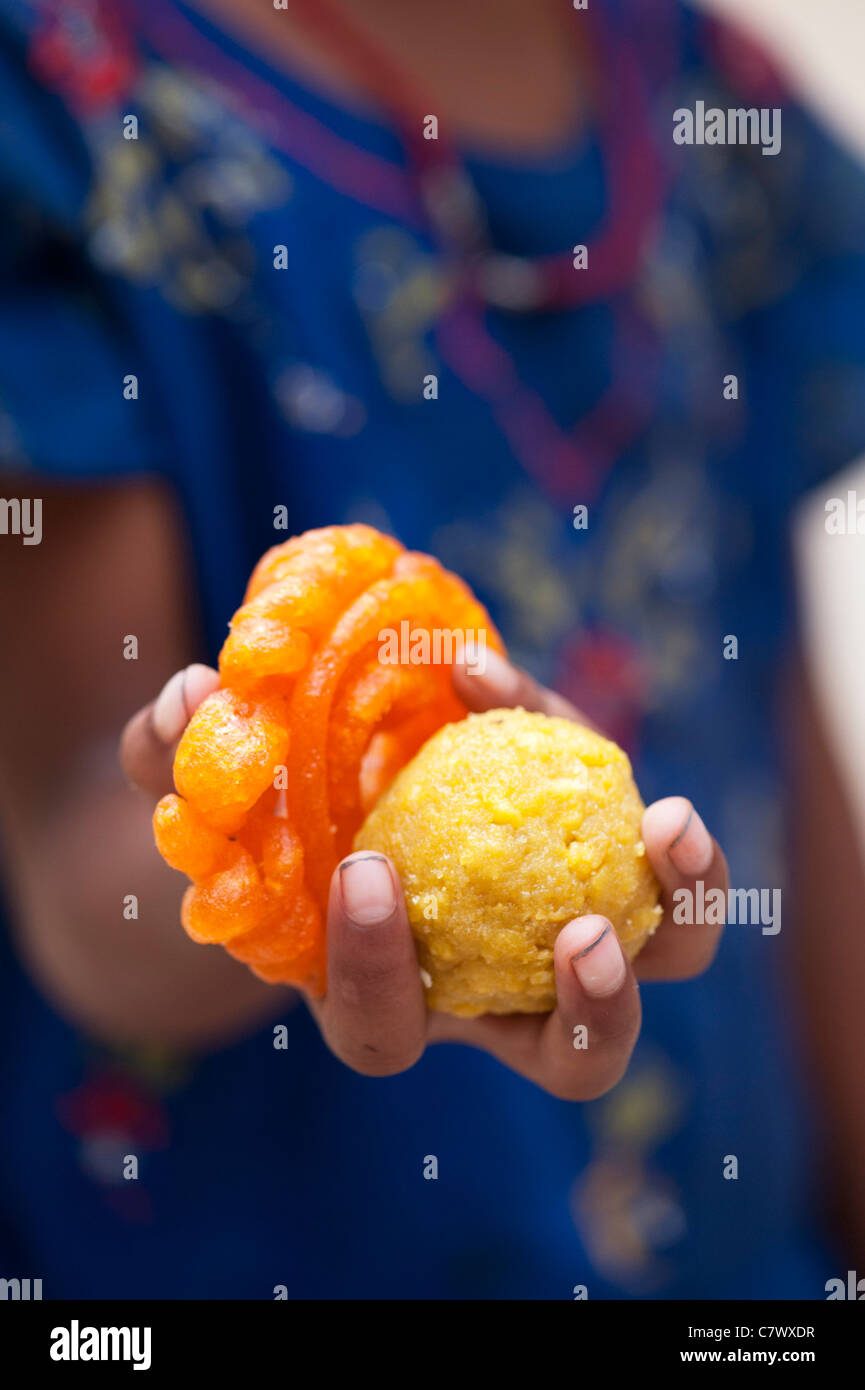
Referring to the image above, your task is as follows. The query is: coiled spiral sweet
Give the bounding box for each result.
[153,524,503,993]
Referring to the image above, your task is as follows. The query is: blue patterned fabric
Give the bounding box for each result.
[1,0,863,1297]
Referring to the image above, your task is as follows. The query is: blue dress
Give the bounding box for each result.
[2,0,865,1297]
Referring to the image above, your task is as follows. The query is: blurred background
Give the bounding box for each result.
[702,0,865,154]
[2,0,865,1302]
[702,0,865,863]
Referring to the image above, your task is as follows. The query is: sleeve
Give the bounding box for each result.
[0,0,172,479]
[747,105,865,500]
[695,10,865,502]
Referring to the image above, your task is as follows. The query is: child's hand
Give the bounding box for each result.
[122,654,727,1099]
[316,650,727,1099]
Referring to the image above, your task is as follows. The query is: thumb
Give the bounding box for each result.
[120,663,219,798]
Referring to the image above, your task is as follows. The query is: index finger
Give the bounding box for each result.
[428,913,641,1101]
[313,852,427,1077]
[635,797,728,980]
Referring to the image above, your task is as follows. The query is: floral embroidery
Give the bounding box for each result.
[570,1057,689,1293]
[29,0,137,114]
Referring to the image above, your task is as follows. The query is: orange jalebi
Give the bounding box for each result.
[153,524,504,994]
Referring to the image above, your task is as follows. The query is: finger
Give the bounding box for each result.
[120,663,219,798]
[539,914,641,1098]
[317,852,427,1077]
[429,915,640,1101]
[452,646,596,725]
[635,797,728,980]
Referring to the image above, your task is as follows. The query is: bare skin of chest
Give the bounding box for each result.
[192,0,592,154]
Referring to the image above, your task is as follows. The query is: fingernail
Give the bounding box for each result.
[667,806,714,876]
[152,668,189,744]
[339,854,397,926]
[463,636,489,676]
[572,921,626,998]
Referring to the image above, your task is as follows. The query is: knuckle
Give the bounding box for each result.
[330,952,406,1007]
[516,670,545,710]
[597,1012,641,1054]
[675,938,722,980]
[337,1039,424,1078]
[646,927,722,981]
[543,1076,587,1102]
[547,1057,628,1102]
[578,1058,630,1100]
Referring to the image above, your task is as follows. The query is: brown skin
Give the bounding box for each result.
[787,657,865,1265]
[0,476,726,1087]
[0,485,860,1253]
[0,479,285,1048]
[194,0,595,155]
[0,0,860,1256]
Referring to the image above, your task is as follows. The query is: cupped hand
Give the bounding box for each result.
[122,652,727,1100]
[311,648,727,1100]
